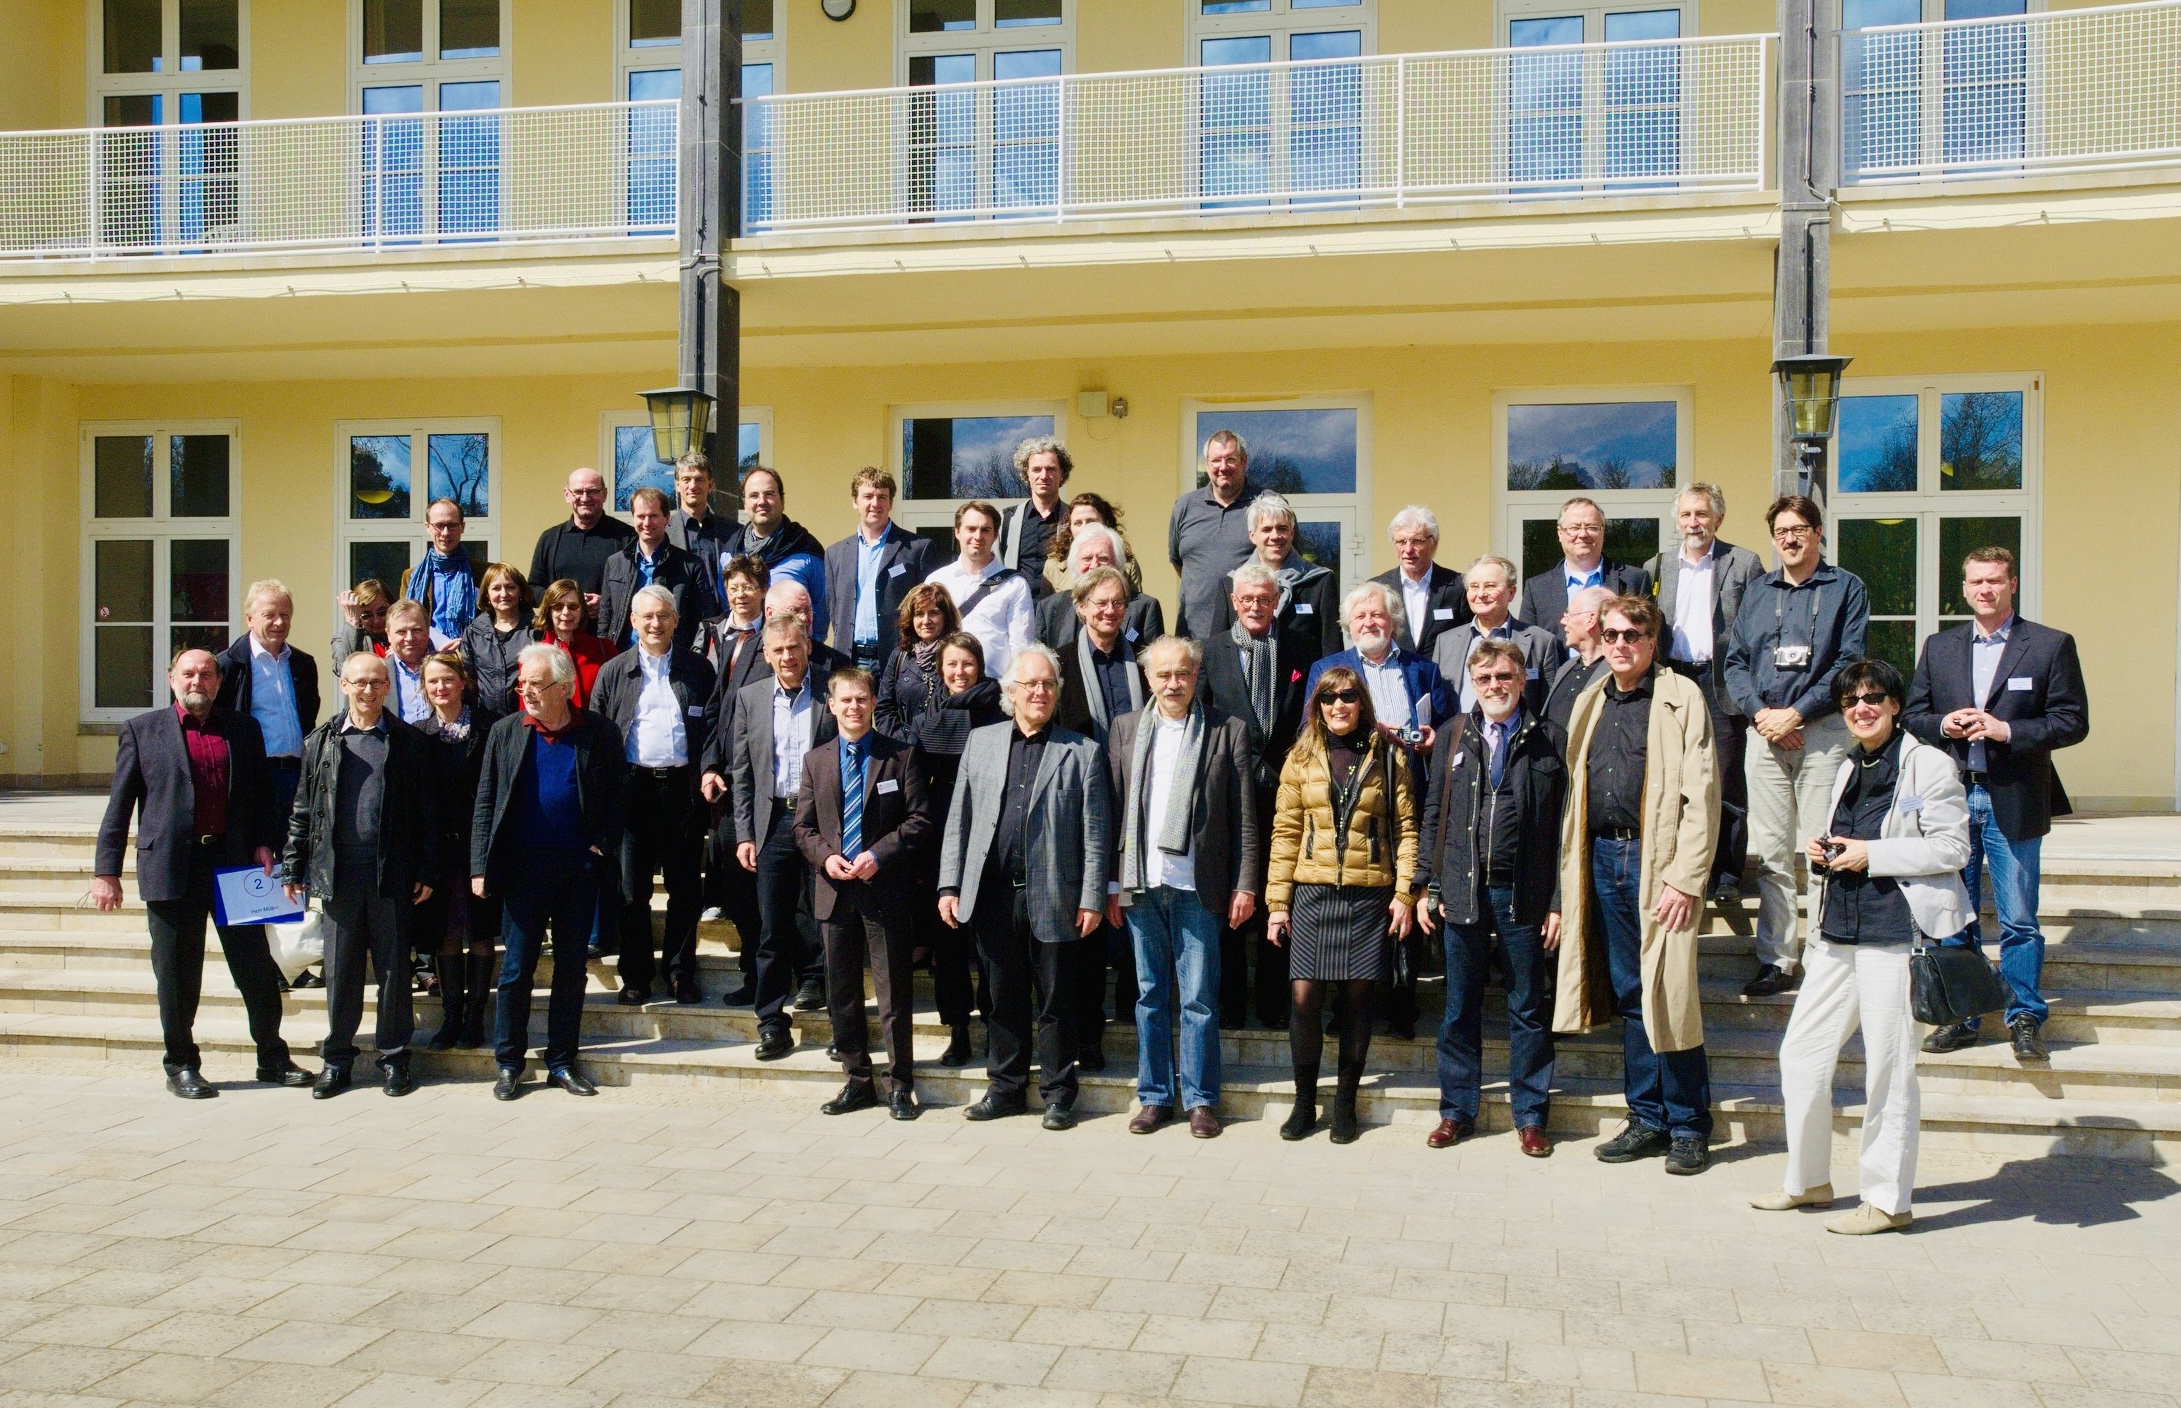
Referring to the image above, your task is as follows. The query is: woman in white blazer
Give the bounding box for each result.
[1752,657,1973,1235]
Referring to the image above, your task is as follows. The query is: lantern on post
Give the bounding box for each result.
[1772,352,1852,498]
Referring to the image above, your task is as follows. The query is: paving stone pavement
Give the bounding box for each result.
[0,1062,2177,1408]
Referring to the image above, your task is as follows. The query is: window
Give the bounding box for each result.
[1500,0,1691,192]
[601,406,770,517]
[351,0,509,239]
[1843,0,2031,180]
[1494,389,1690,585]
[898,0,1071,220]
[620,0,781,234]
[81,422,239,721]
[334,419,501,613]
[90,0,247,248]
[1828,374,2039,677]
[1181,396,1371,596]
[889,402,1067,558]
[1190,0,1371,209]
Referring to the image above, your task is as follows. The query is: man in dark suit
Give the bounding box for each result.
[794,668,934,1120]
[92,648,309,1098]
[704,616,839,1059]
[1432,556,1562,719]
[1198,561,1314,1029]
[598,487,710,652]
[591,585,719,1006]
[667,450,738,618]
[1907,545,2089,1062]
[1035,523,1165,652]
[216,580,320,822]
[1204,493,1343,661]
[1373,505,1469,658]
[825,467,937,675]
[1519,497,1652,646]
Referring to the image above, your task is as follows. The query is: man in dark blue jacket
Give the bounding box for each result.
[825,467,936,674]
[215,580,320,822]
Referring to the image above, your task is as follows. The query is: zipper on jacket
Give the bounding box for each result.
[1304,813,1315,860]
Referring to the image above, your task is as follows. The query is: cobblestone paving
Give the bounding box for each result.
[0,1063,2177,1408]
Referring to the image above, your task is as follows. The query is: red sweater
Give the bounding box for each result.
[544,631,616,709]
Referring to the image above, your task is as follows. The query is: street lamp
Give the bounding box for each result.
[641,385,714,464]
[1773,352,1852,497]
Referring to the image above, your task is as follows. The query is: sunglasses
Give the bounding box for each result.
[1840,690,1895,708]
[1320,689,1364,705]
[1599,627,1651,644]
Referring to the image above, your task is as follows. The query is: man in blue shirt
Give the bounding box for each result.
[723,467,829,643]
[216,579,320,822]
[824,467,936,675]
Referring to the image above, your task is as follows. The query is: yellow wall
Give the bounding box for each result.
[512,0,612,108]
[250,0,344,120]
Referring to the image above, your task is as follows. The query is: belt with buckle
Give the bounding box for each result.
[639,764,690,780]
[194,833,224,846]
[1590,826,1642,842]
[1961,769,1988,786]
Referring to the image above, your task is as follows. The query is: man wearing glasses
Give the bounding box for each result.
[530,467,638,622]
[1519,497,1652,647]
[1723,495,1870,999]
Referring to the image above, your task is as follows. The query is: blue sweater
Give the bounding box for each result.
[508,727,587,851]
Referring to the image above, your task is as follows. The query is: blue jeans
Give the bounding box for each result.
[1438,883,1554,1128]
[1592,837,1713,1141]
[1943,784,2047,1029]
[495,847,600,1074]
[1127,886,1223,1111]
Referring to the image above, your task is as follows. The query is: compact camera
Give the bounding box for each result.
[1773,644,1813,669]
[1394,726,1428,749]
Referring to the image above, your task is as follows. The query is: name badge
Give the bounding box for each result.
[888,563,907,578]
[1898,794,1924,814]
[1125,627,1139,642]
[2007,676,2033,691]
[1526,668,1540,680]
[686,706,704,718]
[875,778,900,794]
[1294,603,1314,615]
[1433,607,1455,621]
[1451,751,1465,769]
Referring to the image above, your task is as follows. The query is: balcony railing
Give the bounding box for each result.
[1843,0,2181,184]
[0,99,678,262]
[739,34,1773,235]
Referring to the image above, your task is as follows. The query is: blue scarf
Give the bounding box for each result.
[407,547,478,641]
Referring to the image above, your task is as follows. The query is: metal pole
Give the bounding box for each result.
[681,0,743,505]
[1773,0,1837,505]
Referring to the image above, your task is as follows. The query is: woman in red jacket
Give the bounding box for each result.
[535,577,615,708]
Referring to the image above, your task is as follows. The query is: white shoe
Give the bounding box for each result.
[1749,1182,1833,1211]
[1826,1203,1912,1236]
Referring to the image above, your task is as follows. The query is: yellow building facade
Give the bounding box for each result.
[1,0,2174,809]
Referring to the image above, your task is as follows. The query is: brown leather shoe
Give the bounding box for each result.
[1517,1125,1552,1158]
[1128,1104,1174,1135]
[1425,1116,1474,1149]
[1187,1106,1221,1139]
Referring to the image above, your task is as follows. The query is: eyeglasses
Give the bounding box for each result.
[1772,525,1816,542]
[1840,690,1894,708]
[1320,689,1364,704]
[1599,627,1651,644]
[1013,679,1057,694]
[1471,671,1521,686]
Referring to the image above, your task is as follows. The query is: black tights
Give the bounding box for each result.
[1289,978,1377,1079]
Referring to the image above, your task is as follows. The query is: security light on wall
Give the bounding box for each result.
[1773,353,1854,443]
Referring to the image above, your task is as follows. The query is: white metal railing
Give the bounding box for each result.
[739,34,1772,234]
[1843,0,2181,184]
[0,99,678,261]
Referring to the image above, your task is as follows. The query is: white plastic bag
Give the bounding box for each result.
[264,909,326,982]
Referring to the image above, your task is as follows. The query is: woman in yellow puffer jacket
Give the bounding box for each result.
[1264,666,1420,1145]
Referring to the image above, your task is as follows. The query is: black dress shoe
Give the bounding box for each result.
[1041,1101,1078,1131]
[1742,964,1799,998]
[890,1090,920,1121]
[674,978,703,1005]
[964,1092,1027,1121]
[2010,1015,2049,1063]
[1664,1136,1711,1176]
[723,983,756,1007]
[1922,1021,1980,1053]
[493,1069,523,1101]
[311,1066,352,1100]
[793,978,827,1012]
[1710,875,1744,906]
[1594,1122,1671,1163]
[754,1030,795,1061]
[618,985,650,1007]
[940,1024,973,1068]
[291,969,322,989]
[821,1079,878,1115]
[166,1068,218,1100]
[256,1061,314,1088]
[548,1067,599,1096]
[825,1041,841,1061]
[1077,1048,1105,1073]
[383,1064,415,1098]
[1387,1019,1417,1041]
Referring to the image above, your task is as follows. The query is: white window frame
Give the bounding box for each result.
[1492,385,1694,584]
[331,417,503,625]
[888,400,1068,560]
[898,0,1075,84]
[1177,393,1373,598]
[1187,0,1376,62]
[87,0,253,123]
[1826,371,2042,652]
[615,0,783,100]
[1495,0,1694,44]
[348,0,512,111]
[599,405,772,522]
[80,419,242,724]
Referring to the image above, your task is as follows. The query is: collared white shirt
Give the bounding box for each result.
[1357,648,1420,729]
[1143,710,1196,892]
[1399,570,1431,645]
[390,656,431,724]
[770,678,815,800]
[1968,613,2015,773]
[1670,547,1718,665]
[246,635,303,758]
[927,555,1036,678]
[628,647,688,768]
[1458,622,1515,713]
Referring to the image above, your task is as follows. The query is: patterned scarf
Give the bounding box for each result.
[1121,703,1206,894]
[406,547,478,642]
[1232,620,1275,738]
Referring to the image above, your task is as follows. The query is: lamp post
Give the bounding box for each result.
[644,0,741,510]
[1774,0,1841,502]
[1772,352,1852,499]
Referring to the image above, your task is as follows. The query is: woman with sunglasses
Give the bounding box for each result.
[1753,658,1972,1235]
[1264,667,1421,1144]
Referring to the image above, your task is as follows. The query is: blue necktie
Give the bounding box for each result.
[1489,720,1510,790]
[841,740,865,861]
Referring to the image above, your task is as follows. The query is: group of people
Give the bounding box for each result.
[91,431,2088,1232]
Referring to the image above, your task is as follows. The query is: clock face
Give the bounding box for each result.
[822,0,855,17]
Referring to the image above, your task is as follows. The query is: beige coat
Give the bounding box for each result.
[1553,666,1720,1053]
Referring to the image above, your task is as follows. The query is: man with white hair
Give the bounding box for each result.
[1431,555,1562,719]
[216,579,321,821]
[1036,521,1165,650]
[1209,492,1342,660]
[927,499,1037,678]
[1544,584,1614,734]
[762,578,852,678]
[1371,505,1469,658]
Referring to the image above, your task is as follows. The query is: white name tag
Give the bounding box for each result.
[888,563,907,578]
[1294,603,1314,615]
[1433,607,1455,621]
[2007,676,2033,691]
[1898,794,1924,814]
[1451,751,1465,769]
[686,706,704,718]
[1526,668,1540,680]
[875,778,900,794]
[1125,627,1139,642]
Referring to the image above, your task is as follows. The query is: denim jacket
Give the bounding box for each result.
[1722,561,1869,723]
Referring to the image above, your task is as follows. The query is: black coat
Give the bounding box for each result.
[1371,563,1470,657]
[95,707,279,903]
[597,540,710,652]
[875,644,944,740]
[1543,653,1607,736]
[1207,566,1343,661]
[459,615,540,718]
[1905,616,2089,842]
[423,709,500,911]
[1418,709,1566,928]
[212,636,321,754]
[588,645,720,791]
[823,525,937,666]
[1520,560,1654,645]
[280,715,441,902]
[1199,627,1318,789]
[529,516,638,600]
[1036,590,1166,654]
[471,710,628,887]
[1106,705,1262,921]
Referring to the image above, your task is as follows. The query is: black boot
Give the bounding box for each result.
[460,951,494,1049]
[1279,1064,1319,1141]
[1329,1064,1363,1145]
[427,955,464,1051]
[940,1023,973,1068]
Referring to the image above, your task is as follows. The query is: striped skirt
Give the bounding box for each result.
[1288,884,1395,983]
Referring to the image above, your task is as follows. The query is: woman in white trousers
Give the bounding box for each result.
[1752,658,1973,1235]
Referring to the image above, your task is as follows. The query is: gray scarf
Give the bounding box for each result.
[1121,703,1206,894]
[1075,626,1143,737]
[1232,620,1275,737]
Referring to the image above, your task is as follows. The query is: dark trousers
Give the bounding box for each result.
[1592,837,1713,1141]
[145,846,290,1073]
[1694,673,1749,888]
[1438,883,1555,1128]
[1074,920,1127,1057]
[1221,783,1287,1028]
[973,886,1079,1105]
[267,759,301,833]
[618,767,703,993]
[712,817,762,986]
[824,886,917,1093]
[495,846,599,1073]
[321,850,416,1070]
[921,895,984,1028]
[752,807,811,1037]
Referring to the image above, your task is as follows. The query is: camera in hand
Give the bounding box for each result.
[1394,725,1427,749]
[1811,838,1845,873]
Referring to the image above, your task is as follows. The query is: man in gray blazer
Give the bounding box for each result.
[1431,555,1562,719]
[1644,482,1766,904]
[937,643,1113,1129]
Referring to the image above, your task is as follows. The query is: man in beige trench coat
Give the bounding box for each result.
[1550,594,1721,1175]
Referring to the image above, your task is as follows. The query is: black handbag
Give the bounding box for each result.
[1909,939,2008,1027]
